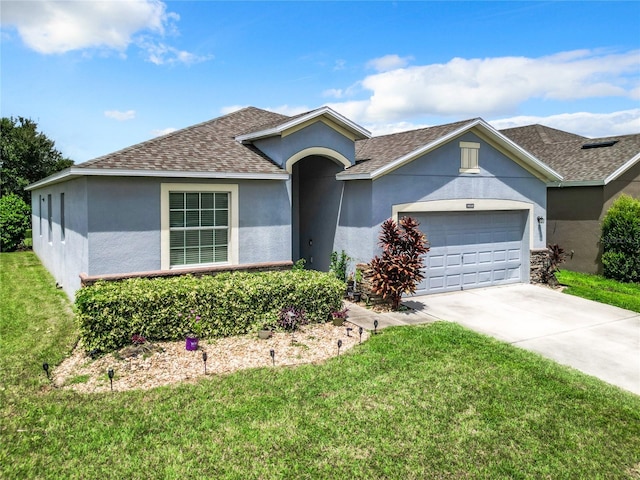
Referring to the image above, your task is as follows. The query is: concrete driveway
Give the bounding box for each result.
[404,284,640,395]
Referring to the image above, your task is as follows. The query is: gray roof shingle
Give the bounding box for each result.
[340,119,478,176]
[77,107,290,175]
[501,124,640,182]
[73,106,638,184]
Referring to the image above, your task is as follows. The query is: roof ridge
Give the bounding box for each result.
[501,123,587,144]
[358,117,480,143]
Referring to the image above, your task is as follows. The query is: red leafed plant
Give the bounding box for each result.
[370,216,429,310]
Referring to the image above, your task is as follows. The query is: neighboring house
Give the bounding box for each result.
[501,125,640,274]
[27,107,561,299]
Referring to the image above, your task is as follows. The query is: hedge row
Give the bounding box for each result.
[75,270,345,354]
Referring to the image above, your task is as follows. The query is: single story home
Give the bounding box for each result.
[501,125,640,274]
[27,106,562,299]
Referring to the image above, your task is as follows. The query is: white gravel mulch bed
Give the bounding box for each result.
[53,321,369,394]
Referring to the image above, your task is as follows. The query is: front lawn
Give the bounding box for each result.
[556,269,640,313]
[2,252,639,479]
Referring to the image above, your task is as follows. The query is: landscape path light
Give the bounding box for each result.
[337,339,343,356]
[108,368,114,392]
[270,349,275,366]
[358,326,363,343]
[42,362,50,380]
[202,351,208,375]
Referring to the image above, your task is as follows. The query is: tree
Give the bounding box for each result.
[0,193,31,252]
[601,194,640,283]
[0,116,73,203]
[370,216,429,310]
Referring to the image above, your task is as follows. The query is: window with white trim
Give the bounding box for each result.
[459,141,480,173]
[168,191,229,266]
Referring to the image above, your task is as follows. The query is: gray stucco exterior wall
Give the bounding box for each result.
[31,177,88,298]
[87,177,161,275]
[370,133,547,249]
[334,180,374,268]
[547,161,640,274]
[253,122,356,168]
[332,132,547,278]
[237,180,291,264]
[32,175,291,298]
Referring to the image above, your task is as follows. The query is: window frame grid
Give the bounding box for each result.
[161,183,238,270]
[168,191,229,267]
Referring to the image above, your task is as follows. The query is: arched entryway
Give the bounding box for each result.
[290,153,347,271]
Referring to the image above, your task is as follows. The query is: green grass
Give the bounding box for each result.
[556,269,640,313]
[2,252,640,479]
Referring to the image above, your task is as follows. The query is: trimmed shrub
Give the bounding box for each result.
[0,193,31,252]
[75,270,344,353]
[601,194,640,283]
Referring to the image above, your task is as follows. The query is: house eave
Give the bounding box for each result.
[235,106,371,143]
[547,180,605,187]
[336,172,372,181]
[26,167,289,190]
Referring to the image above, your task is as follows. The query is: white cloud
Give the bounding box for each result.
[139,40,213,66]
[330,49,640,123]
[221,104,309,118]
[323,88,345,99]
[364,121,432,137]
[366,54,413,72]
[1,0,210,65]
[334,59,346,71]
[267,105,311,116]
[491,109,640,138]
[151,127,178,137]
[328,109,640,140]
[2,0,167,53]
[220,105,250,115]
[104,110,136,121]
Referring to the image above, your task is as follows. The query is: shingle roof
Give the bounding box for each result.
[77,107,290,175]
[501,124,586,148]
[501,125,640,182]
[339,118,478,176]
[234,108,321,137]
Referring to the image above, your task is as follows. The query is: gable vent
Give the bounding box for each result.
[581,140,618,149]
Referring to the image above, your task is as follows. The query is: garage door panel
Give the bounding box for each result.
[463,252,477,265]
[447,254,461,266]
[429,254,444,268]
[413,210,527,295]
[446,274,461,287]
[507,267,521,279]
[508,249,521,261]
[478,271,492,284]
[478,251,492,264]
[462,272,477,285]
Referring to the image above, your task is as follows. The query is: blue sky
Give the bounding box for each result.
[2,1,639,163]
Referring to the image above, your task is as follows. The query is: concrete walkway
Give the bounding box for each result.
[346,284,640,395]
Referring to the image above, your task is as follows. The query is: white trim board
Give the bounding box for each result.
[27,168,288,190]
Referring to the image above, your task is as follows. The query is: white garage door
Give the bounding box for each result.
[413,210,527,295]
